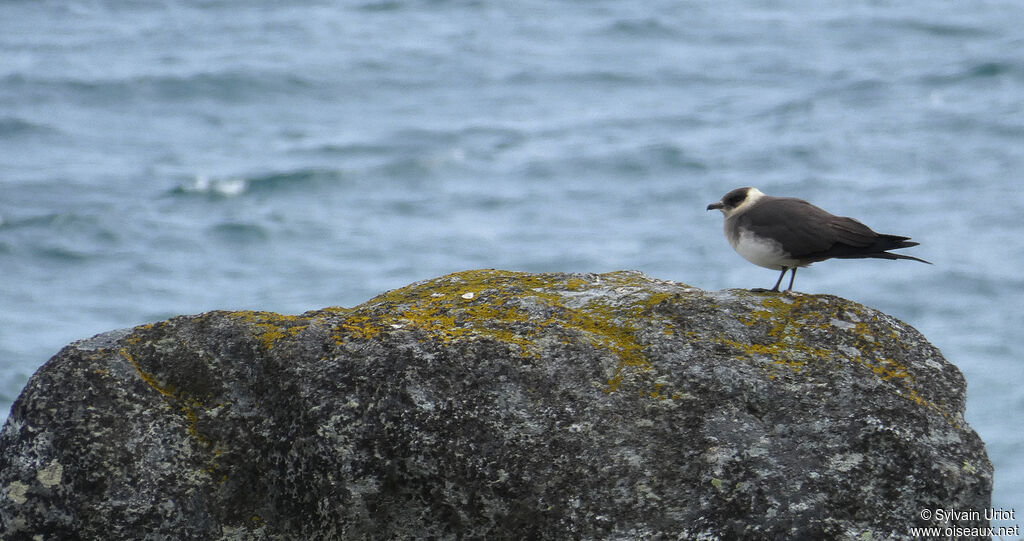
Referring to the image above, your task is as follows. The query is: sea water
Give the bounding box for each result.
[2,0,1022,528]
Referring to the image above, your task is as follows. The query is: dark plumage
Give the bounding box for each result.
[707,187,930,292]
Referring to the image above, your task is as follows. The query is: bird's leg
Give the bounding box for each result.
[786,267,797,292]
[769,267,788,292]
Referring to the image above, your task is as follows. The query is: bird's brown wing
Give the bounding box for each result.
[736,196,878,258]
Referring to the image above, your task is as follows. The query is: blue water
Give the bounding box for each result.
[2,0,1022,529]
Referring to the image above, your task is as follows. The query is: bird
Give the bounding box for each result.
[706,187,930,292]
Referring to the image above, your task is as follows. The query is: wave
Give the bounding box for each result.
[29,245,92,263]
[962,61,1015,79]
[244,168,345,192]
[519,141,708,180]
[208,222,269,243]
[0,212,102,232]
[167,168,346,199]
[0,116,57,138]
[601,17,681,39]
[0,211,113,264]
[891,19,991,38]
[290,126,529,177]
[504,68,647,86]
[1,69,317,105]
[920,60,1021,86]
[169,176,249,198]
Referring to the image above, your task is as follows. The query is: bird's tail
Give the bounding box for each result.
[876,252,932,264]
[866,235,932,264]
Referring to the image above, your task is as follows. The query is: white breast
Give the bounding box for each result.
[728,227,802,270]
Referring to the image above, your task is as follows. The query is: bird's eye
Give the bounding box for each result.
[727,195,744,206]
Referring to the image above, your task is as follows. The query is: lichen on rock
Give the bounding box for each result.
[0,269,992,540]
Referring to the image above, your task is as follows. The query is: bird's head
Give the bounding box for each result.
[707,187,765,217]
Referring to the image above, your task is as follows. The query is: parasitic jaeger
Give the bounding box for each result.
[707,187,930,292]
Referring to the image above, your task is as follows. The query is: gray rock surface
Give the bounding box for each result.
[0,270,992,540]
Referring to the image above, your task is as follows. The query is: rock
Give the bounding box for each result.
[0,270,992,540]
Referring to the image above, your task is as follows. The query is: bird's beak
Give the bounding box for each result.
[707,202,724,211]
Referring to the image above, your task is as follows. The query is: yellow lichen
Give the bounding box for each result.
[119,321,233,480]
[327,270,678,399]
[338,315,382,341]
[230,310,309,350]
[120,346,211,446]
[722,293,956,425]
